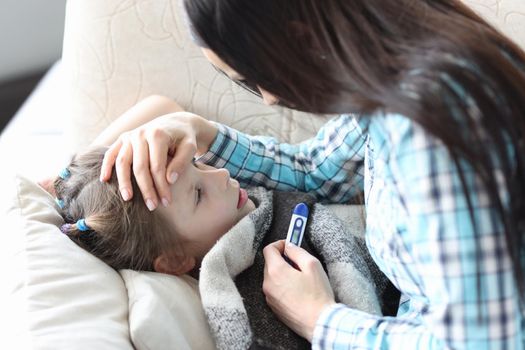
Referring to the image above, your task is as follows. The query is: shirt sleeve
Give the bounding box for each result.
[312,304,444,349]
[312,116,522,349]
[198,114,367,203]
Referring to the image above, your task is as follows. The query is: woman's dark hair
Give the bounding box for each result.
[54,147,180,271]
[184,0,525,304]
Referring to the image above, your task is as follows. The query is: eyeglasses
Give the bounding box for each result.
[212,65,261,97]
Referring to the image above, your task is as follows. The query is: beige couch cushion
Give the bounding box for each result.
[62,0,525,154]
[62,0,330,153]
[465,0,525,49]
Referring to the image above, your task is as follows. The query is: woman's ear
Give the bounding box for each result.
[153,253,196,276]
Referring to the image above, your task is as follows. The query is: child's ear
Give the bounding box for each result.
[153,254,196,276]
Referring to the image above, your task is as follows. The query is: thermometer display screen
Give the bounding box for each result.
[291,229,301,245]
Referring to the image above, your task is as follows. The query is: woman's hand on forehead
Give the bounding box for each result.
[100,112,218,211]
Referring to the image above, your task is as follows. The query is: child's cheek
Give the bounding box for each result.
[218,209,239,230]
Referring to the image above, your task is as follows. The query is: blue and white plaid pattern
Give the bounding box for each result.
[200,114,367,203]
[200,113,524,349]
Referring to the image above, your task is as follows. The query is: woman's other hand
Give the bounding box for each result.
[99,112,218,210]
[262,240,336,342]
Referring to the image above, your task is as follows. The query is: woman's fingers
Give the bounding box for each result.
[263,240,287,266]
[131,134,158,211]
[166,138,198,185]
[262,240,335,341]
[100,138,123,182]
[99,113,206,207]
[263,240,317,272]
[147,131,172,207]
[114,141,134,201]
[283,243,320,271]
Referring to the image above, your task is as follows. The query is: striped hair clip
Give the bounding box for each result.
[76,218,90,232]
[60,218,92,235]
[58,168,71,180]
[55,198,65,209]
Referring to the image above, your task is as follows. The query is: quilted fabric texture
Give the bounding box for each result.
[61,0,330,153]
[62,0,525,153]
[466,0,525,49]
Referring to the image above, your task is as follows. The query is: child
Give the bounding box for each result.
[55,145,399,350]
[55,146,256,276]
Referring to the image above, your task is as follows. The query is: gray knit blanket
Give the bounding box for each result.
[199,187,399,350]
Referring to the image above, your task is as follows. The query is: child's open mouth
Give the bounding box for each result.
[237,188,248,209]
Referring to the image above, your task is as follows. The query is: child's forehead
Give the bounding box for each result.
[166,176,193,216]
[172,163,196,192]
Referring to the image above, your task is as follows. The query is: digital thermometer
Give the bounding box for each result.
[285,203,309,247]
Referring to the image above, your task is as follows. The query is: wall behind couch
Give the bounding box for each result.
[0,0,66,131]
[0,0,66,82]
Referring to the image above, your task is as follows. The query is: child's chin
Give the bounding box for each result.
[244,199,256,213]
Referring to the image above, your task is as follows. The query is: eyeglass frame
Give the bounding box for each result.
[212,65,262,97]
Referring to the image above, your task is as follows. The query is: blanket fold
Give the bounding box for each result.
[199,188,399,350]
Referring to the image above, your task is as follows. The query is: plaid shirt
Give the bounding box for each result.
[199,113,523,349]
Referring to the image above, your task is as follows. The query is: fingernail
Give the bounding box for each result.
[121,188,131,201]
[161,197,169,207]
[169,172,178,184]
[146,199,156,211]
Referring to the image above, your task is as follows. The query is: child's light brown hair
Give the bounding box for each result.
[54,147,180,271]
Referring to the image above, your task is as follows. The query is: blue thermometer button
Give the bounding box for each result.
[294,203,308,217]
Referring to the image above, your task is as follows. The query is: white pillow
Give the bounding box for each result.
[120,270,215,350]
[0,174,133,349]
[0,174,214,349]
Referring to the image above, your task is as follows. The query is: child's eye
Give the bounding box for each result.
[196,187,202,205]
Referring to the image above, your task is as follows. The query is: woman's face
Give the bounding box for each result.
[201,48,280,105]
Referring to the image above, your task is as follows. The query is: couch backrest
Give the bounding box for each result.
[62,0,525,153]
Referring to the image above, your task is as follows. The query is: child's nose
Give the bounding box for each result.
[208,168,230,189]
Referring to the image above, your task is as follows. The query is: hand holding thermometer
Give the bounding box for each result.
[283,203,309,266]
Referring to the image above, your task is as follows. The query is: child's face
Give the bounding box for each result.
[159,162,256,260]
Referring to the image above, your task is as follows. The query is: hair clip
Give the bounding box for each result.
[76,218,91,232]
[55,198,65,209]
[58,168,71,180]
[59,220,93,236]
[60,223,73,234]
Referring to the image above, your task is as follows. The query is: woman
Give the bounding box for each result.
[100,0,525,348]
